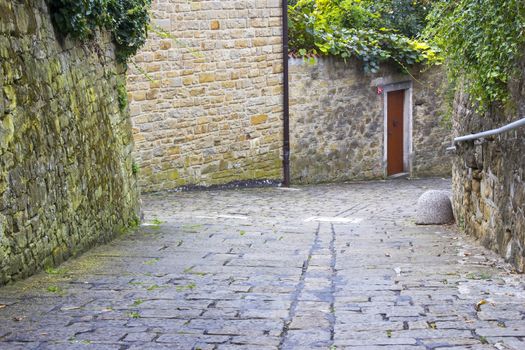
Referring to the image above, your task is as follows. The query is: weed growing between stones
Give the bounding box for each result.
[479,336,489,344]
[146,284,161,291]
[44,267,67,275]
[175,282,196,292]
[150,218,164,226]
[183,267,207,276]
[132,162,140,175]
[143,258,160,265]
[119,214,141,235]
[117,80,128,111]
[129,281,146,286]
[132,299,144,306]
[46,285,65,296]
[127,311,141,319]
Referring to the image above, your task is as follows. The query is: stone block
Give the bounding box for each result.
[251,114,268,125]
[199,73,215,83]
[210,20,220,30]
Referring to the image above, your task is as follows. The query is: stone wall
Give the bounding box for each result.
[0,0,139,285]
[128,0,284,192]
[289,57,450,184]
[411,67,452,177]
[452,61,525,271]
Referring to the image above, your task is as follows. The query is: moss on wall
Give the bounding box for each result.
[0,0,140,285]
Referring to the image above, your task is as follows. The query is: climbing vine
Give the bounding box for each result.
[47,0,151,63]
[288,0,440,73]
[425,0,525,111]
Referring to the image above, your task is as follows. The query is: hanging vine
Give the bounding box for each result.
[47,0,151,63]
[425,0,525,111]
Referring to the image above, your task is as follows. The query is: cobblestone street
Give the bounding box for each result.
[1,178,525,349]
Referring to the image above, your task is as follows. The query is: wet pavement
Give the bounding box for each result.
[1,178,525,349]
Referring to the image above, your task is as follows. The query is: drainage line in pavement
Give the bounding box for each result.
[328,224,337,344]
[278,223,321,349]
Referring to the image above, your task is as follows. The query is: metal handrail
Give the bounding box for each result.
[454,117,525,143]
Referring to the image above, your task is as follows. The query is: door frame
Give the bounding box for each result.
[382,81,413,177]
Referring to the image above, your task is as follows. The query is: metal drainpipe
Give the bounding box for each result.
[282,0,291,187]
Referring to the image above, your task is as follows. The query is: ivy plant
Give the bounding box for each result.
[370,0,432,39]
[288,0,440,73]
[47,0,151,63]
[425,0,525,111]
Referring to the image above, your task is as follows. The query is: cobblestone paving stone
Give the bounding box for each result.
[1,178,525,349]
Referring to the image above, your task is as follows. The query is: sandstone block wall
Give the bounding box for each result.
[289,57,450,184]
[452,63,525,271]
[0,0,139,285]
[128,0,284,192]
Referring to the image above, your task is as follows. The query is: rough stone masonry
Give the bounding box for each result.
[452,56,525,272]
[128,0,285,192]
[289,57,451,184]
[0,0,140,285]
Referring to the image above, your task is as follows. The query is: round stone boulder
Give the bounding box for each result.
[415,190,455,225]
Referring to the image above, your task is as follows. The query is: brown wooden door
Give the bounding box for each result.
[387,90,405,175]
